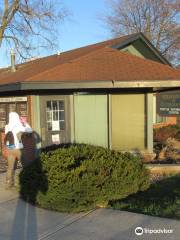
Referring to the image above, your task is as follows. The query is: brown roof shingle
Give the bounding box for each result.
[0,34,132,85]
[27,48,180,82]
[0,33,179,86]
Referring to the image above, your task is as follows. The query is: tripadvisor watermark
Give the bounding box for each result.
[135,226,173,236]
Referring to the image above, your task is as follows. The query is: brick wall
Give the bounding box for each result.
[153,116,177,129]
[1,132,8,159]
[23,95,36,164]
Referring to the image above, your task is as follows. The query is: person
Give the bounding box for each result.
[4,112,32,189]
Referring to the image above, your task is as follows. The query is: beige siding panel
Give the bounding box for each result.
[112,94,146,151]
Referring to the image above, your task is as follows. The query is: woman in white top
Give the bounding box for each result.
[5,112,32,189]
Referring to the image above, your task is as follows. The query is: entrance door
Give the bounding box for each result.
[40,96,71,147]
[74,95,108,148]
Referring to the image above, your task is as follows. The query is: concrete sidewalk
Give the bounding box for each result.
[0,172,19,204]
[0,172,179,240]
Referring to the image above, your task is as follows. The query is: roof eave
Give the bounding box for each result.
[0,80,179,92]
[0,82,21,92]
[114,80,180,88]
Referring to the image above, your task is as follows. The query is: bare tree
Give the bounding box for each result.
[0,0,67,60]
[103,0,180,63]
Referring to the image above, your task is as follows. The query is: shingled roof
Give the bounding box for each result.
[0,34,132,84]
[0,32,180,89]
[27,48,180,83]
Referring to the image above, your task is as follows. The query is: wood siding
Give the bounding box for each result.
[74,95,108,148]
[111,94,146,151]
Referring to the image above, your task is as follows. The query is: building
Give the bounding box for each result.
[0,32,180,159]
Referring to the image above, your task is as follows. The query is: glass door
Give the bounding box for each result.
[40,95,71,147]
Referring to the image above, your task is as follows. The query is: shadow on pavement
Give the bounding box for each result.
[10,157,48,240]
[10,199,37,240]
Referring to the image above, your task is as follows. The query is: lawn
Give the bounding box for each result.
[110,174,180,219]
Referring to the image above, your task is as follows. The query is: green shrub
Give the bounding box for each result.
[110,174,180,219]
[154,125,180,144]
[19,144,150,212]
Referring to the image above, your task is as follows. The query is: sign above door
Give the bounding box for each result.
[0,97,27,103]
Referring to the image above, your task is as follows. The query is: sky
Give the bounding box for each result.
[0,0,110,68]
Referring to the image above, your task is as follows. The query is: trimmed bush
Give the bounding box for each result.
[19,144,150,212]
[154,125,180,144]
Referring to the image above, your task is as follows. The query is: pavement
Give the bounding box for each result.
[0,156,7,173]
[0,172,180,240]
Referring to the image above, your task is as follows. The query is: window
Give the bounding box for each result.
[0,104,7,130]
[0,102,28,130]
[46,100,65,131]
[153,95,167,124]
[17,103,27,117]
[9,103,16,112]
[156,114,167,123]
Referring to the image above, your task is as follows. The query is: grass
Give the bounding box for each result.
[109,174,180,219]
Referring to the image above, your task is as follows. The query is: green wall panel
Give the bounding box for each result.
[121,44,144,58]
[74,95,108,147]
[112,94,146,151]
[120,39,163,64]
[133,39,162,63]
